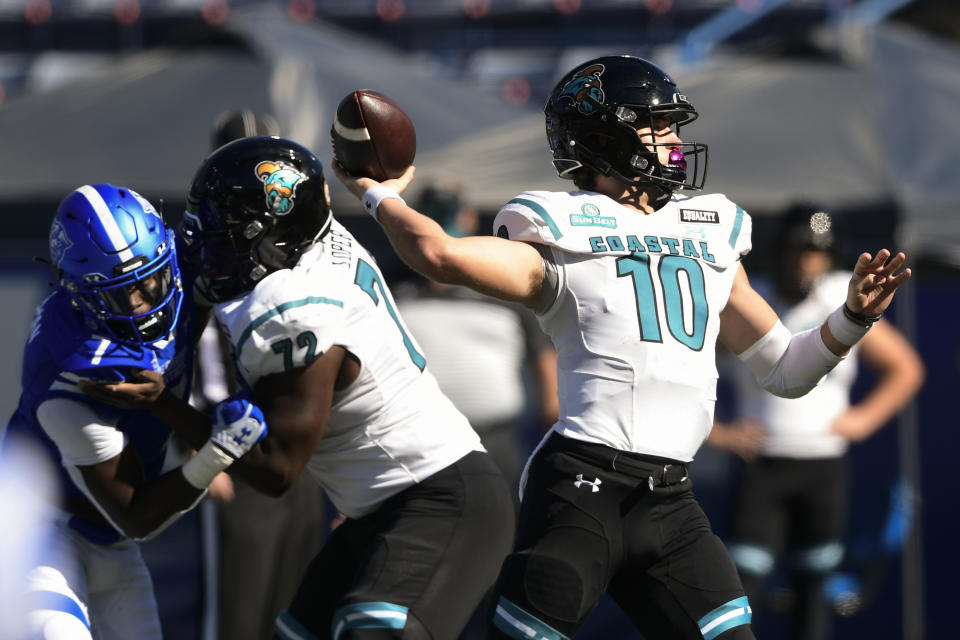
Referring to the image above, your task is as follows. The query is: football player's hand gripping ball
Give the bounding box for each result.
[211,390,269,459]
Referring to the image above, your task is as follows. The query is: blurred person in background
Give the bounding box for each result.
[85,135,516,640]
[708,205,924,640]
[199,109,328,640]
[3,183,264,639]
[333,54,913,640]
[395,180,558,504]
[0,435,59,640]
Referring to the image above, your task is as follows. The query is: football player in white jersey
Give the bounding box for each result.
[85,136,515,640]
[709,208,924,639]
[332,56,912,640]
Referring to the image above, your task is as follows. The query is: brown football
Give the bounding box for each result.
[330,89,416,181]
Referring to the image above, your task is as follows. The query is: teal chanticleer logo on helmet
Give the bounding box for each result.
[559,64,605,114]
[255,161,306,215]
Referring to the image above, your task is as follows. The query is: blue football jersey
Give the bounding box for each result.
[4,284,195,544]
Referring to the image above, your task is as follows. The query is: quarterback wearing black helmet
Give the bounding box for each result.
[332,52,913,640]
[182,136,333,303]
[545,55,707,200]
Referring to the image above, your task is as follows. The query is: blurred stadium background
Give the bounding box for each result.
[0,1,956,638]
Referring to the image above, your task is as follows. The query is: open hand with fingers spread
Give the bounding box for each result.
[846,250,911,320]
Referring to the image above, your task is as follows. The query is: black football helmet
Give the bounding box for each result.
[544,55,708,195]
[182,136,332,303]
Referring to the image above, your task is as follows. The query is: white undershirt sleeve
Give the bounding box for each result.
[36,397,125,466]
[737,320,844,399]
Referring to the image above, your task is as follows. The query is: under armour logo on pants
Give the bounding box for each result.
[574,474,602,492]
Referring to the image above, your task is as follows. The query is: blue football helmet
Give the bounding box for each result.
[50,183,183,345]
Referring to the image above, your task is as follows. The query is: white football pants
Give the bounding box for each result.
[23,518,162,640]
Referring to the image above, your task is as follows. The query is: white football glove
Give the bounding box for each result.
[210,390,268,459]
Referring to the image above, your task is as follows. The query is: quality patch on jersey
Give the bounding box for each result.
[570,203,616,229]
[49,219,73,268]
[255,161,305,215]
[680,209,719,224]
[559,64,605,114]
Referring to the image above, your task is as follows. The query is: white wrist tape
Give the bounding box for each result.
[181,440,234,490]
[826,304,872,346]
[738,320,844,399]
[362,185,405,220]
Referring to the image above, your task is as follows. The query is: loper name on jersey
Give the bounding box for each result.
[588,234,716,263]
[327,228,354,268]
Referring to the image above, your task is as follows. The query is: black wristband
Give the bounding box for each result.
[843,303,883,326]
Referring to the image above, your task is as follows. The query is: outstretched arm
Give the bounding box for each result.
[332,163,545,307]
[720,250,912,398]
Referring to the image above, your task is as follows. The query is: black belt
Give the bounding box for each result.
[552,434,689,489]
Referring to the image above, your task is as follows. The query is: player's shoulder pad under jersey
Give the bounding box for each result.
[220,267,347,385]
[495,190,752,259]
[494,190,610,254]
[671,191,753,258]
[29,291,153,383]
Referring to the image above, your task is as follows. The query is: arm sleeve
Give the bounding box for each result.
[737,320,844,399]
[36,397,125,466]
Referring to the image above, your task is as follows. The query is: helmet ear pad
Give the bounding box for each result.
[559,113,677,188]
[251,217,310,273]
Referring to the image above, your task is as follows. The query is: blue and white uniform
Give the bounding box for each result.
[4,286,195,640]
[3,182,195,640]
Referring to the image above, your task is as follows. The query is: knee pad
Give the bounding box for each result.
[501,528,608,624]
[791,541,843,575]
[726,543,774,578]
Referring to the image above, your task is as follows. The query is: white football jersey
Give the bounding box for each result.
[215,219,483,518]
[731,272,857,458]
[494,190,752,462]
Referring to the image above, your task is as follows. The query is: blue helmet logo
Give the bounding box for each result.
[49,219,74,268]
[255,161,305,215]
[559,63,605,114]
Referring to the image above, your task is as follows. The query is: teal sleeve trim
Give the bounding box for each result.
[728,205,744,249]
[235,296,343,355]
[508,198,564,240]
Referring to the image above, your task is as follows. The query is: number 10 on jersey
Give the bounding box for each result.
[616,254,707,351]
